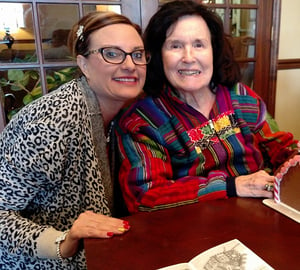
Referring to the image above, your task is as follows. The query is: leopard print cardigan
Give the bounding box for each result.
[0,77,112,269]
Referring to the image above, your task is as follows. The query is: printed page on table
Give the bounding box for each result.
[158,239,274,270]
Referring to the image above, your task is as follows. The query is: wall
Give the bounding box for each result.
[275,0,300,140]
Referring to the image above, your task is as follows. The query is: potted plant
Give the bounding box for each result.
[0,66,77,121]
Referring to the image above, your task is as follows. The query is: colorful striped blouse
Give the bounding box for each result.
[115,83,297,213]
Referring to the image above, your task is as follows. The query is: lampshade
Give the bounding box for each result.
[0,3,24,33]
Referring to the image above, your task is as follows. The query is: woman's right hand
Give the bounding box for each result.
[59,211,130,259]
[235,170,275,198]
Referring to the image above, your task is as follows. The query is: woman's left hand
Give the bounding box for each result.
[235,170,275,198]
[59,211,130,259]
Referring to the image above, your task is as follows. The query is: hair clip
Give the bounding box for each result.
[76,25,84,41]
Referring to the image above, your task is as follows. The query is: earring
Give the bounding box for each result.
[209,81,216,93]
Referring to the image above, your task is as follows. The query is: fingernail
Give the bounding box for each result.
[118,227,126,232]
[107,232,114,237]
[124,224,130,230]
[123,220,130,226]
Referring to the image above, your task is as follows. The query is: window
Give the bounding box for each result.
[0,0,141,130]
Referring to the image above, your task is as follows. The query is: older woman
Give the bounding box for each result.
[0,11,147,269]
[115,0,298,214]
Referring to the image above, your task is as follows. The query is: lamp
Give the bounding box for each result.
[0,3,25,49]
[2,28,14,49]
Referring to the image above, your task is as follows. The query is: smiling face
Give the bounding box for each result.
[78,23,146,108]
[162,15,213,96]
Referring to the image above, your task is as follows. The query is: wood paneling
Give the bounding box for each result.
[278,59,300,70]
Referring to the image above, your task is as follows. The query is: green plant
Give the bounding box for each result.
[0,66,77,120]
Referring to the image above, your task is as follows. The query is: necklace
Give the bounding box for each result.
[106,121,114,143]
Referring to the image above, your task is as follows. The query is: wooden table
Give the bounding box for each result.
[84,198,300,270]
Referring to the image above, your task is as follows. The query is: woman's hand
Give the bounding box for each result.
[235,170,275,198]
[59,211,130,259]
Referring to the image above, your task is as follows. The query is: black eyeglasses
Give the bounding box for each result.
[87,47,151,65]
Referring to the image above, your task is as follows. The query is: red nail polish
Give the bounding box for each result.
[107,232,114,237]
[124,224,130,230]
[123,220,129,226]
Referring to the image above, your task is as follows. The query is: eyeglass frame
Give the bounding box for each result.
[86,46,151,66]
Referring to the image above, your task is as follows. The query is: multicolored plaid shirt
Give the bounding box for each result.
[115,83,297,213]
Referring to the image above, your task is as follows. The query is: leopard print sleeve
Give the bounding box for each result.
[0,79,100,269]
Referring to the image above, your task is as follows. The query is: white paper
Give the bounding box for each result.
[158,239,274,270]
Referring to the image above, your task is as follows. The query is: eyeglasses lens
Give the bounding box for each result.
[101,47,148,65]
